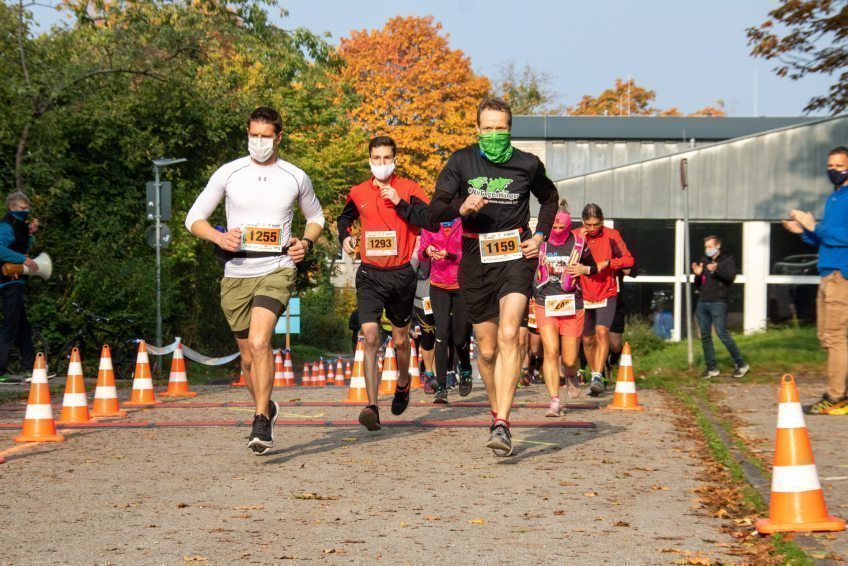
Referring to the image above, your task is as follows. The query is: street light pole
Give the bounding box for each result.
[680,158,694,370]
[151,157,186,376]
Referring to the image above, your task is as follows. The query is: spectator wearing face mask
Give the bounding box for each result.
[692,235,749,379]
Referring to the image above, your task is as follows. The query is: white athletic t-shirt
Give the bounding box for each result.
[185,156,325,278]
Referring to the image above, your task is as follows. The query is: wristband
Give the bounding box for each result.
[302,237,314,254]
[534,230,546,241]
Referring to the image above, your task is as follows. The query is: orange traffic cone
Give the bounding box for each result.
[161,342,197,397]
[315,360,326,387]
[282,351,295,387]
[327,361,336,386]
[756,375,845,534]
[334,359,345,387]
[57,348,91,424]
[273,350,286,387]
[345,361,352,381]
[345,339,368,404]
[301,363,311,386]
[606,343,644,412]
[91,345,126,417]
[124,341,160,406]
[231,370,247,386]
[378,340,399,395]
[408,339,422,390]
[14,353,64,443]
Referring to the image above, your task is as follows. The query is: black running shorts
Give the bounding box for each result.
[582,296,619,337]
[609,296,626,334]
[458,237,536,325]
[356,263,416,328]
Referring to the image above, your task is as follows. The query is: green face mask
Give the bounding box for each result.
[478,131,513,164]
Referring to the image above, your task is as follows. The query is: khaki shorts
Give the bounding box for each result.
[220,267,296,333]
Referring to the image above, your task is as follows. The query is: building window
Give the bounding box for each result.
[614,220,676,276]
[767,284,818,324]
[769,222,818,276]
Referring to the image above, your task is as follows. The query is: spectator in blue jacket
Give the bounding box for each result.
[784,146,848,414]
[0,192,40,383]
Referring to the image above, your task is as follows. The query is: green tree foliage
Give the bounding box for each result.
[0,0,363,353]
[493,61,563,115]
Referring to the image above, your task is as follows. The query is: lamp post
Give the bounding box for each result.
[151,157,186,372]
[680,158,694,370]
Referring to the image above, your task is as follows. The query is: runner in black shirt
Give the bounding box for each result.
[429,98,559,456]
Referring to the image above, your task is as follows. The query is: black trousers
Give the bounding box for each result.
[430,285,472,383]
[0,283,34,374]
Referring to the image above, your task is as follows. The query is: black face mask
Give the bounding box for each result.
[827,169,848,187]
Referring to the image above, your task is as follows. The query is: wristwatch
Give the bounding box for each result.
[302,237,314,254]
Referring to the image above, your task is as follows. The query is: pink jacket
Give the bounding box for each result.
[419,220,463,288]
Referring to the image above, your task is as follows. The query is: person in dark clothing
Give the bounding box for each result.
[0,192,41,383]
[692,235,749,379]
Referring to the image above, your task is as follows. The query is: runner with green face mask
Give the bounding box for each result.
[429,98,560,457]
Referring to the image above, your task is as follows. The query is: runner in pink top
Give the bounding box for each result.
[419,218,473,402]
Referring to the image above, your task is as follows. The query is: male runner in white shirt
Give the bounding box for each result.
[185,107,325,454]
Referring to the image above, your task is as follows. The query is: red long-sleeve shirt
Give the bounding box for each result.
[337,175,433,269]
[576,226,634,301]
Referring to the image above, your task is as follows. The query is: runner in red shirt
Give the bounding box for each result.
[337,136,434,431]
[576,203,634,395]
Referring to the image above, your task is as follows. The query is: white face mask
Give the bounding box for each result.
[248,136,276,162]
[370,161,395,181]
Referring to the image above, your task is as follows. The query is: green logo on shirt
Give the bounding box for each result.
[467,176,518,202]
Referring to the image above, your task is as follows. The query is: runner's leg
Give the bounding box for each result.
[361,321,381,406]
[539,320,561,400]
[473,319,499,414]
[247,306,278,417]
[495,292,528,422]
[391,322,411,388]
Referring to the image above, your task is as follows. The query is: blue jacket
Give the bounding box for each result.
[802,184,848,277]
[0,220,31,288]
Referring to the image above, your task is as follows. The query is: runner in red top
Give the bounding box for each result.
[576,203,634,396]
[337,136,434,431]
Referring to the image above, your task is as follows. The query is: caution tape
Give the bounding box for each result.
[145,338,241,366]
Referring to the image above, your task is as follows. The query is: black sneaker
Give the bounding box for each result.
[268,399,279,443]
[358,404,382,431]
[391,382,410,415]
[588,374,605,397]
[486,423,513,456]
[458,369,473,397]
[423,375,436,394]
[247,413,273,455]
[433,384,448,404]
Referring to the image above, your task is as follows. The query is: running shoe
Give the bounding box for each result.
[391,381,410,415]
[247,411,274,455]
[446,371,457,389]
[545,398,563,418]
[358,404,382,431]
[701,368,720,379]
[0,374,22,384]
[806,396,845,415]
[588,373,605,397]
[458,369,473,397]
[423,374,436,394]
[486,423,513,456]
[433,384,448,404]
[826,399,848,415]
[732,364,750,378]
[565,375,582,399]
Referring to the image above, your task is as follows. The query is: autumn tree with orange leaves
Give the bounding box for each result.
[569,78,726,117]
[338,16,490,191]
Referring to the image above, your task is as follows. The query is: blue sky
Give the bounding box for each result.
[30,0,837,116]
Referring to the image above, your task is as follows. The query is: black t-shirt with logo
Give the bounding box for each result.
[429,145,559,246]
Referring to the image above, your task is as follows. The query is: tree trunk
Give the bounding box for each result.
[15,124,30,193]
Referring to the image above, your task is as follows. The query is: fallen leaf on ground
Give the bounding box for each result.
[559,481,578,486]
[233,505,264,510]
[424,516,441,521]
[583,492,597,497]
[613,521,630,527]
[293,493,338,500]
[650,485,669,491]
[553,510,565,516]
[183,557,207,562]
[468,519,486,525]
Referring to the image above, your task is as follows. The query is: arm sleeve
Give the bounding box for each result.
[530,159,559,236]
[814,223,848,247]
[581,246,598,275]
[336,196,359,246]
[394,184,436,230]
[185,167,227,232]
[0,224,26,264]
[418,229,434,261]
[298,173,325,228]
[800,228,821,247]
[608,231,635,270]
[429,154,463,222]
[713,256,737,285]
